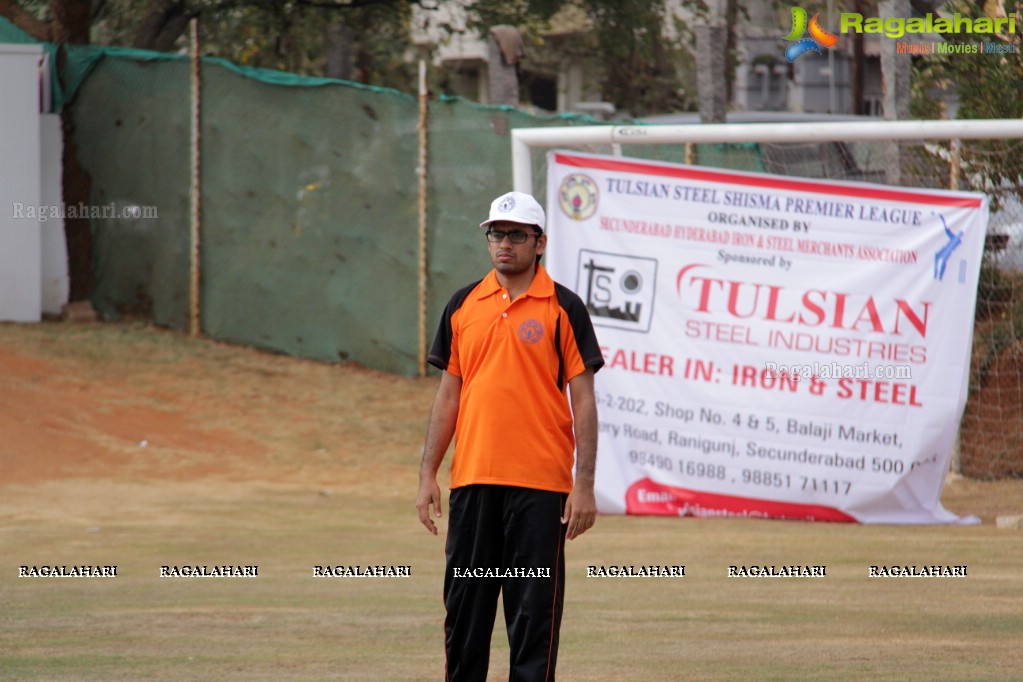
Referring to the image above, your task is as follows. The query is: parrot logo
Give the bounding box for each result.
[933,212,963,281]
[783,7,839,62]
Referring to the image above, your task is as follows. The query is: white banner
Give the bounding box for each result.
[546,150,989,524]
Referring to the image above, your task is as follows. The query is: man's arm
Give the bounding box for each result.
[563,368,598,540]
[416,370,462,535]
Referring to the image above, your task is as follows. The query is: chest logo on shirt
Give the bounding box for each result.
[518,319,544,345]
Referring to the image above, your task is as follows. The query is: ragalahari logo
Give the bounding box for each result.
[783,7,839,62]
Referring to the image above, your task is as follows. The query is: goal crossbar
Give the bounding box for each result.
[512,118,1023,192]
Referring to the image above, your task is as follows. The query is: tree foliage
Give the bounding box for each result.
[580,0,689,116]
[195,1,415,84]
[911,0,1023,203]
[5,0,700,112]
[6,1,426,85]
[461,0,564,28]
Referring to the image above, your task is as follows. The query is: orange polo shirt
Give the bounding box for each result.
[428,265,604,493]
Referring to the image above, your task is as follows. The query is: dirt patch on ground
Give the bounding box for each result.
[0,322,435,491]
[0,344,265,484]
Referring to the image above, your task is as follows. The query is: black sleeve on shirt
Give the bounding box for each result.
[553,282,605,374]
[426,279,483,372]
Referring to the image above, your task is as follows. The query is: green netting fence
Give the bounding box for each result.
[54,38,765,375]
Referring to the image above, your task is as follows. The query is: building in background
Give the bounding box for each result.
[411,1,894,119]
[411,2,606,116]
[732,3,882,116]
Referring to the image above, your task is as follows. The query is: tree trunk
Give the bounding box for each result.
[851,30,864,115]
[327,20,356,80]
[59,96,95,303]
[723,0,738,110]
[696,0,727,123]
[880,0,911,185]
[132,0,186,50]
[51,0,95,302]
[50,0,90,42]
[696,24,727,123]
[150,11,192,52]
[850,0,866,116]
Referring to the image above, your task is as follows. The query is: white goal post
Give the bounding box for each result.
[511,118,1023,192]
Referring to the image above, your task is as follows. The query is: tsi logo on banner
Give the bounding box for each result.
[576,249,657,333]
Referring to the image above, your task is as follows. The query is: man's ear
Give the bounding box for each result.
[536,232,547,256]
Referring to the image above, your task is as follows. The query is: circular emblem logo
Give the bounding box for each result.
[498,195,517,213]
[518,319,544,345]
[558,174,599,221]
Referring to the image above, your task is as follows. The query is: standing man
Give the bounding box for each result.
[416,191,604,681]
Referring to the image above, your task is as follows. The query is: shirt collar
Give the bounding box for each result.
[477,263,556,300]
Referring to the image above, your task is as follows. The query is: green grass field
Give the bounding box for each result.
[1,323,1021,681]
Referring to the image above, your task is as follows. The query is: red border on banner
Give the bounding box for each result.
[553,152,984,208]
[625,478,858,523]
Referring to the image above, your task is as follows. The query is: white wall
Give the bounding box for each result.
[0,43,44,322]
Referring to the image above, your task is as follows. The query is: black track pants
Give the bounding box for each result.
[443,484,568,682]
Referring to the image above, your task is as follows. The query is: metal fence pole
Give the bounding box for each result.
[189,18,202,338]
[951,137,963,476]
[417,58,429,377]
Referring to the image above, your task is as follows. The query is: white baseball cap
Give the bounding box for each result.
[479,191,546,232]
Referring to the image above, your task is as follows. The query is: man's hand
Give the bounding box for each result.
[566,369,598,540]
[416,371,460,537]
[562,486,597,540]
[416,477,443,535]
